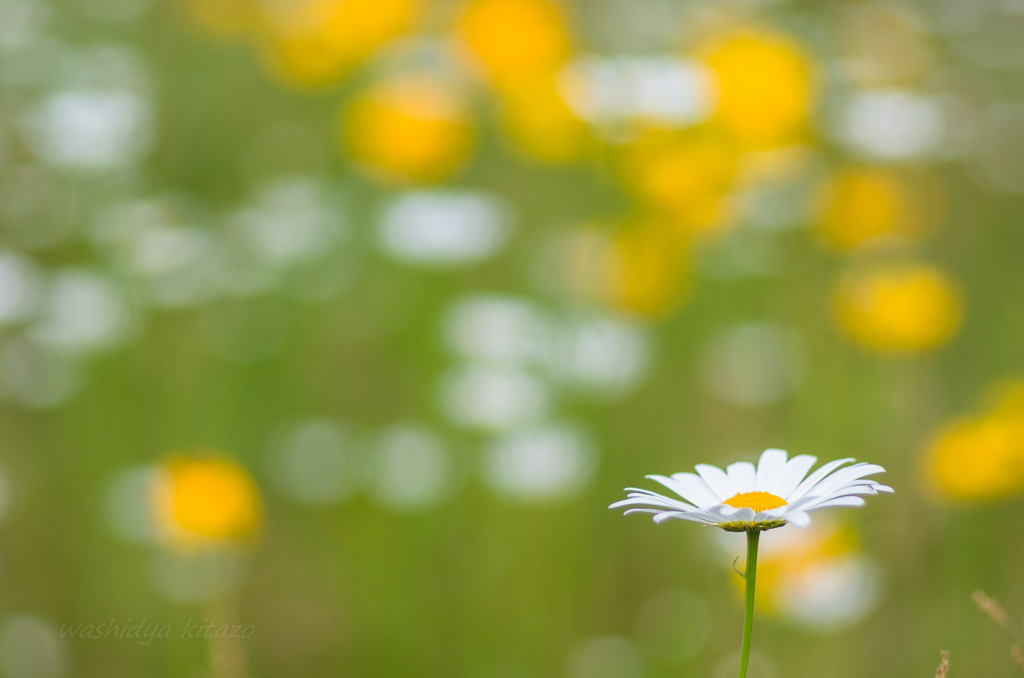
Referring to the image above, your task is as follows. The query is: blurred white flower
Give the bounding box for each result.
[124,223,208,278]
[544,313,651,396]
[32,90,152,169]
[702,323,803,406]
[31,269,130,353]
[483,422,596,503]
[97,199,223,308]
[775,552,881,629]
[266,420,357,506]
[439,365,550,431]
[559,56,717,128]
[841,90,945,160]
[0,335,80,408]
[0,252,41,325]
[443,295,547,365]
[378,191,511,267]
[367,425,453,511]
[229,177,342,268]
[0,616,67,678]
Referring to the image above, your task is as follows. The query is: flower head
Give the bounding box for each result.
[343,75,474,185]
[151,452,263,547]
[831,261,962,354]
[611,448,891,531]
[701,31,814,148]
[922,382,1024,503]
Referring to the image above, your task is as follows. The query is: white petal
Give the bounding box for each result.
[755,449,788,492]
[726,462,757,494]
[731,507,757,522]
[620,487,676,499]
[805,496,866,511]
[665,472,722,508]
[644,476,701,508]
[694,464,735,501]
[808,464,886,498]
[786,458,855,502]
[610,494,691,511]
[784,510,811,527]
[754,506,791,521]
[844,478,882,488]
[782,495,820,512]
[771,455,817,499]
[837,488,875,498]
[799,485,882,509]
[653,510,718,524]
[622,508,661,515]
[685,510,720,523]
[837,479,891,494]
[707,504,755,523]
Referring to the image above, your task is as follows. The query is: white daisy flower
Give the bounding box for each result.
[610,448,892,532]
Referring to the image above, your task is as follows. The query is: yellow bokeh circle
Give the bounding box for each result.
[832,261,962,354]
[343,75,475,184]
[702,31,814,148]
[152,453,262,547]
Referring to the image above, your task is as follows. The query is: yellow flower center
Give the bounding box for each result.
[724,491,787,513]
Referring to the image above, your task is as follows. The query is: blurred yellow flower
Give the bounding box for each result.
[343,75,474,184]
[547,223,688,317]
[923,385,1024,503]
[742,522,858,613]
[622,130,739,237]
[722,519,880,629]
[499,77,591,163]
[814,168,916,250]
[259,0,419,88]
[832,261,962,353]
[702,31,814,148]
[152,453,262,547]
[814,168,942,251]
[606,223,689,318]
[459,0,570,87]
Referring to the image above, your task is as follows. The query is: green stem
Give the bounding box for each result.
[738,530,760,678]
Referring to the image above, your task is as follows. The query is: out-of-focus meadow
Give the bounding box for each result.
[0,0,1023,676]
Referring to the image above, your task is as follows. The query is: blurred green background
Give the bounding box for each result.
[0,0,1023,676]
